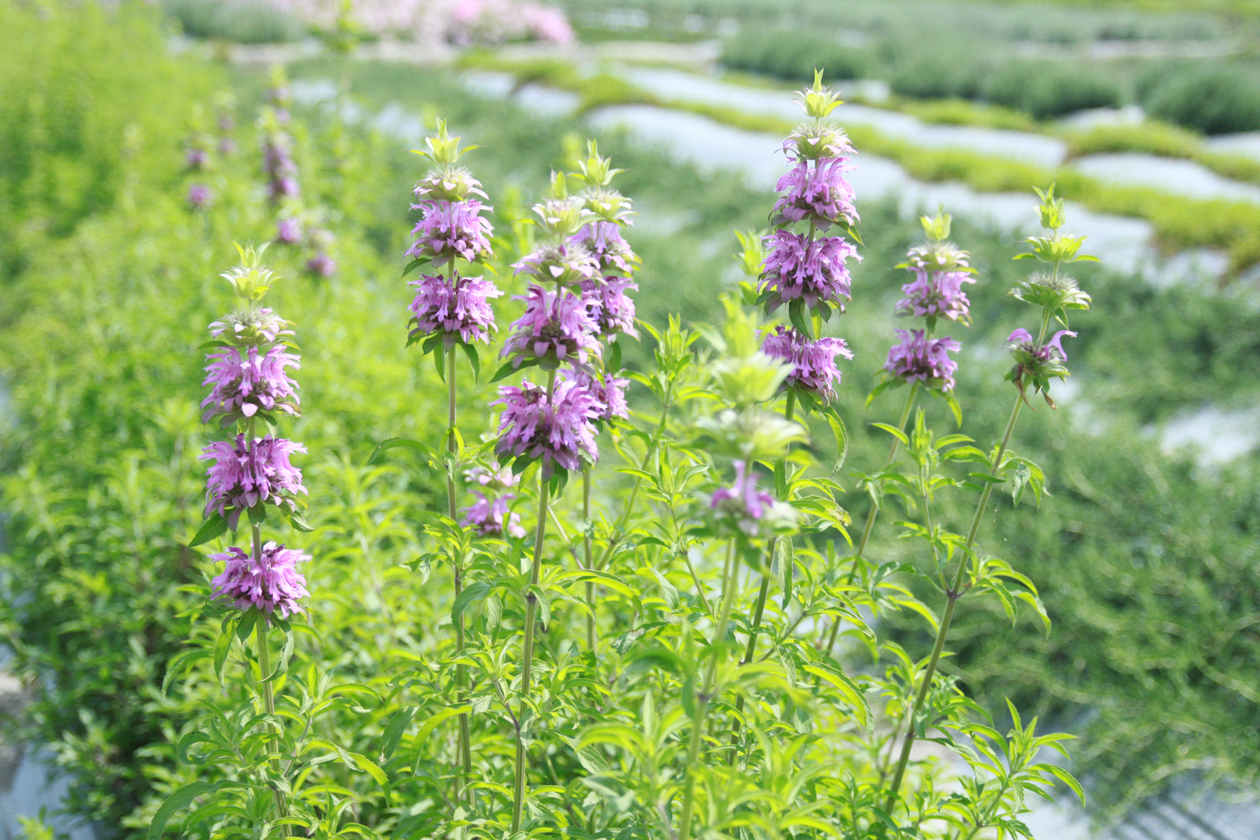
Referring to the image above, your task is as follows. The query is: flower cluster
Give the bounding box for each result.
[202,434,307,527]
[760,73,860,319]
[884,329,962,392]
[1006,327,1076,407]
[201,344,301,424]
[408,273,502,347]
[501,285,601,369]
[761,326,853,403]
[498,144,640,478]
[883,212,970,392]
[210,543,310,618]
[406,197,494,267]
[895,242,976,324]
[261,127,299,205]
[405,121,501,352]
[710,460,798,539]
[494,378,600,476]
[761,230,859,314]
[198,247,310,620]
[461,465,525,538]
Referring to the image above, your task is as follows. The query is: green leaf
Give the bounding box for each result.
[802,664,869,729]
[826,410,849,474]
[452,581,493,622]
[1046,764,1086,805]
[149,781,217,838]
[188,513,228,548]
[380,708,415,761]
[871,422,909,445]
[776,537,794,608]
[556,569,635,598]
[491,359,534,383]
[460,342,481,382]
[368,437,436,465]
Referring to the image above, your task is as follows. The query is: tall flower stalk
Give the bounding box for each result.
[823,210,974,652]
[401,118,500,805]
[497,169,603,830]
[192,244,313,835]
[880,185,1094,817]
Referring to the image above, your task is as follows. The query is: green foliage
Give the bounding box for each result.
[164,0,307,44]
[1140,61,1260,135]
[0,2,215,278]
[720,29,872,83]
[984,62,1124,120]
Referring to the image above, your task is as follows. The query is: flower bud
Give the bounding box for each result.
[220,243,277,302]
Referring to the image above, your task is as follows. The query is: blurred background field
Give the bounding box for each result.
[2,0,1260,838]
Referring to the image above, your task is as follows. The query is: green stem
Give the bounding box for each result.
[511,369,557,832]
[729,392,796,754]
[823,383,919,655]
[254,603,290,835]
[594,395,671,572]
[880,310,1044,817]
[583,467,595,652]
[679,540,738,840]
[445,350,473,806]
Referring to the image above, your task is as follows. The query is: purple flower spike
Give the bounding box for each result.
[761,326,853,402]
[711,460,778,538]
[201,345,301,424]
[896,267,976,322]
[884,329,961,392]
[571,222,638,276]
[408,272,502,347]
[201,434,307,528]
[305,252,337,278]
[210,542,310,619]
[772,158,858,228]
[761,231,859,313]
[494,378,600,477]
[570,369,629,422]
[580,276,639,338]
[501,285,601,369]
[275,217,302,245]
[407,198,495,267]
[462,492,526,539]
[187,184,211,210]
[186,148,209,171]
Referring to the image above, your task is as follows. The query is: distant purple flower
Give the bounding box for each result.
[580,276,638,338]
[407,198,494,266]
[210,542,310,619]
[896,268,976,322]
[262,138,299,203]
[761,326,853,402]
[513,242,600,287]
[571,222,638,276]
[494,378,600,476]
[408,272,502,347]
[761,231,859,313]
[462,492,526,538]
[186,148,209,171]
[772,158,858,227]
[305,252,337,277]
[711,460,776,537]
[187,184,211,210]
[884,329,961,392]
[501,285,600,369]
[201,345,301,423]
[268,176,300,203]
[570,369,629,422]
[218,138,237,157]
[275,217,302,245]
[201,434,307,528]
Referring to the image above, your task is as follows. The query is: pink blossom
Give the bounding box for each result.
[884,329,961,392]
[408,272,502,347]
[201,435,307,528]
[501,285,600,368]
[494,378,600,476]
[210,542,310,619]
[201,345,301,424]
[761,326,852,402]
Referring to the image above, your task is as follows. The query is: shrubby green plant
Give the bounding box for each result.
[7,7,1260,834]
[149,71,1092,838]
[164,0,307,45]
